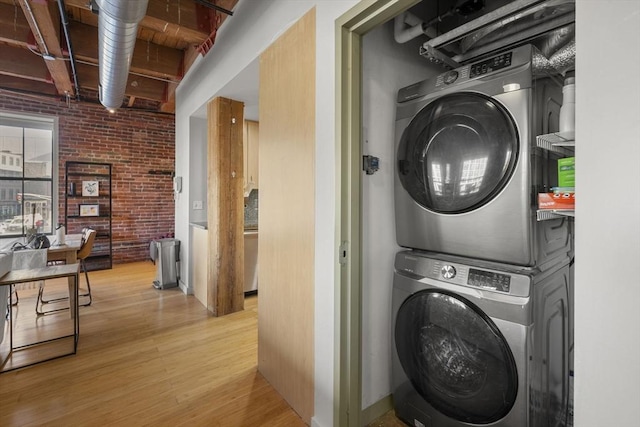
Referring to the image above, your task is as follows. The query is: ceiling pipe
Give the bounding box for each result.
[56,0,81,101]
[96,0,149,111]
[394,11,438,44]
[191,0,233,16]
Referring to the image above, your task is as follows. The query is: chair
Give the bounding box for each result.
[36,227,96,314]
[9,248,49,309]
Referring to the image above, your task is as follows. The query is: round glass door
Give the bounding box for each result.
[395,289,518,424]
[397,92,519,213]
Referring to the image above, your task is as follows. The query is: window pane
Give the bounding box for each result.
[0,179,22,235]
[0,115,55,238]
[24,128,52,178]
[0,125,23,178]
[23,181,52,234]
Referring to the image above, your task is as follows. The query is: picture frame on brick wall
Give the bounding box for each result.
[80,204,99,217]
[82,180,99,196]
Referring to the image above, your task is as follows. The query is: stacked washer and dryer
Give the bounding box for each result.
[391,44,573,426]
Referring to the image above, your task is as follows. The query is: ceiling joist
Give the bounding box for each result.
[16,0,74,96]
[0,44,51,82]
[0,0,240,112]
[69,22,183,81]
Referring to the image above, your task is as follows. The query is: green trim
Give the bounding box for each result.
[335,1,420,426]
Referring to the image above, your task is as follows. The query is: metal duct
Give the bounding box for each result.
[96,0,149,110]
[537,24,574,58]
[549,38,576,75]
[532,39,575,76]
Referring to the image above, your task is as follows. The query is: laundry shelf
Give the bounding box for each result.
[536,131,575,155]
[537,209,574,221]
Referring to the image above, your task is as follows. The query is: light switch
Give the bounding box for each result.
[193,200,203,210]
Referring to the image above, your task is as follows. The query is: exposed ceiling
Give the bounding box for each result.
[0,0,239,114]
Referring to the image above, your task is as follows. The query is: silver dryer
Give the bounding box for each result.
[394,44,570,267]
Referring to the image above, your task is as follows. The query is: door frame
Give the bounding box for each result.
[335,0,420,425]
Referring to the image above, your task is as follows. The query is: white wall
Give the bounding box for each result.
[361,21,440,410]
[174,2,358,427]
[184,117,208,296]
[189,117,208,225]
[574,1,640,425]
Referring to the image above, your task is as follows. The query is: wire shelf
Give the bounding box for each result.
[536,131,575,155]
[537,209,575,221]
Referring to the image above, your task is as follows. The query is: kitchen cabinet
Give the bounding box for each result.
[64,161,112,270]
[536,131,575,221]
[243,120,259,192]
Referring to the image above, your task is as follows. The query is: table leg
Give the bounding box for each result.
[66,252,78,320]
[74,271,79,350]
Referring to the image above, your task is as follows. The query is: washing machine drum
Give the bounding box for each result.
[397,92,519,214]
[395,289,518,424]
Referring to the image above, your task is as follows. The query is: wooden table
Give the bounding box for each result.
[0,263,80,372]
[47,234,82,264]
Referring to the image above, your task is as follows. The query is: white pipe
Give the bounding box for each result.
[394,11,438,44]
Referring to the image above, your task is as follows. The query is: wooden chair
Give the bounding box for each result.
[36,228,96,314]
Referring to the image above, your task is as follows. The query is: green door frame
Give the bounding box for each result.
[335,0,420,425]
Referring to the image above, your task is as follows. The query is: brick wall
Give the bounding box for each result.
[0,92,175,264]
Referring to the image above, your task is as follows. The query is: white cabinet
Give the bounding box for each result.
[191,225,208,308]
[243,120,259,193]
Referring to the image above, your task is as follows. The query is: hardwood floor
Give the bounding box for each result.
[0,261,305,427]
[367,410,407,427]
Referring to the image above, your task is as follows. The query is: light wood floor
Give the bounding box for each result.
[367,410,407,427]
[0,261,305,427]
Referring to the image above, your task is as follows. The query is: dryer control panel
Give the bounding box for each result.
[396,45,533,103]
[469,52,513,78]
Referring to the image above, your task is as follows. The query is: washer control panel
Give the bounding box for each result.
[441,265,457,279]
[468,268,511,293]
[395,252,529,297]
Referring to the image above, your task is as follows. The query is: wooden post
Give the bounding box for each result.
[207,96,245,316]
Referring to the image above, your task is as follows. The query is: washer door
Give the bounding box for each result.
[395,289,518,424]
[397,92,519,213]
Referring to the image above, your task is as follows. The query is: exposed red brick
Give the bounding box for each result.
[0,92,175,265]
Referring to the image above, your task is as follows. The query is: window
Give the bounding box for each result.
[0,111,56,237]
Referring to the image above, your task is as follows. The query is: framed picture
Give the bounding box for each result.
[79,204,100,217]
[82,180,99,197]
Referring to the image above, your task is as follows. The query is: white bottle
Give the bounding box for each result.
[559,77,575,134]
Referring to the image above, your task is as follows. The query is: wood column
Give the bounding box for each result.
[207,96,245,316]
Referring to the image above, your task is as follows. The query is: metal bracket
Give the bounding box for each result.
[419,44,460,69]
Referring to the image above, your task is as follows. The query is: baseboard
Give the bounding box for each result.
[362,394,393,426]
[178,280,191,295]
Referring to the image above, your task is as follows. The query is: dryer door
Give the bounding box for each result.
[395,289,518,424]
[397,92,518,213]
